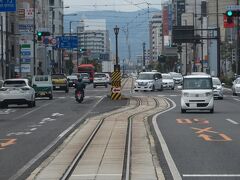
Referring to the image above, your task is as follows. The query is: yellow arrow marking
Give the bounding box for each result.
[176,118,192,124]
[191,127,218,134]
[0,139,17,150]
[192,118,209,124]
[198,134,232,142]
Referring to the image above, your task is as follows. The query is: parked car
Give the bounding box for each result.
[67,75,78,87]
[134,71,163,91]
[212,77,224,99]
[80,73,91,84]
[179,74,214,113]
[0,78,36,108]
[170,72,183,84]
[162,73,175,90]
[51,73,69,93]
[32,75,53,100]
[232,78,240,96]
[93,73,108,88]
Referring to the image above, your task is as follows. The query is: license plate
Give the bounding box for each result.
[190,103,197,108]
[40,92,46,95]
[55,86,60,88]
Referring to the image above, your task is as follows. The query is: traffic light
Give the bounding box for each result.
[37,31,42,41]
[79,48,87,52]
[37,31,50,41]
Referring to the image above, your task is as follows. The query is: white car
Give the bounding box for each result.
[212,77,224,99]
[162,73,175,90]
[232,78,240,96]
[0,79,36,108]
[134,72,163,91]
[179,74,214,113]
[170,72,183,84]
[93,73,108,88]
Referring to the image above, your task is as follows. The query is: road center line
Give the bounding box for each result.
[226,118,239,125]
[183,174,240,177]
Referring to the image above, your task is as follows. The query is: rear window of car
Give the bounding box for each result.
[35,76,49,81]
[94,74,106,78]
[52,74,66,79]
[4,80,27,87]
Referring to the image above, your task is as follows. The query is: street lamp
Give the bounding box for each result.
[114,25,119,68]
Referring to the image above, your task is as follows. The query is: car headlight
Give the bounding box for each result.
[183,92,189,97]
[205,92,213,96]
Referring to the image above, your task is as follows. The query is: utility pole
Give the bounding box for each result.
[236,0,240,74]
[33,0,36,75]
[1,15,4,79]
[5,12,9,78]
[143,42,146,71]
[216,0,221,77]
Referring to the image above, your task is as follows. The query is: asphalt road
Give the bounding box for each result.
[151,87,240,180]
[0,84,128,180]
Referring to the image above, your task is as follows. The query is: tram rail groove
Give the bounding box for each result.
[61,97,142,180]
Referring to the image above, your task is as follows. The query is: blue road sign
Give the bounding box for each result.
[56,36,78,49]
[0,0,16,12]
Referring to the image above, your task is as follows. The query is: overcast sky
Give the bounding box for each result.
[64,0,163,13]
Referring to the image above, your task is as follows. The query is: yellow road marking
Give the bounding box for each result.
[191,127,218,134]
[0,139,17,150]
[198,134,232,142]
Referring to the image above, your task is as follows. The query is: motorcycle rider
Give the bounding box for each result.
[75,74,86,97]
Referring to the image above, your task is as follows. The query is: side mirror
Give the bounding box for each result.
[222,83,225,86]
[177,85,182,90]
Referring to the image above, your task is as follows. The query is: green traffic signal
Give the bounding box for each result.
[226,10,233,17]
[37,32,42,36]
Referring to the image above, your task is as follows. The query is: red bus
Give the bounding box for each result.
[78,64,95,82]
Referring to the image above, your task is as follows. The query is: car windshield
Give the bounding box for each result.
[94,74,106,78]
[162,74,172,79]
[4,80,27,87]
[183,78,212,89]
[171,73,182,78]
[212,78,221,85]
[138,73,154,80]
[35,76,49,82]
[67,76,77,80]
[236,79,240,84]
[81,74,89,78]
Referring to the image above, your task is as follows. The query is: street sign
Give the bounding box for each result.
[112,87,121,93]
[226,5,240,11]
[56,36,78,49]
[0,0,16,12]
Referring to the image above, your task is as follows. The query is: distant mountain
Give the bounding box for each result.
[64,9,160,64]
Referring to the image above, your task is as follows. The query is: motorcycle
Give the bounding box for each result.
[75,90,84,103]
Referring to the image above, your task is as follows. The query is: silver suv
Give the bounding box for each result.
[93,73,108,88]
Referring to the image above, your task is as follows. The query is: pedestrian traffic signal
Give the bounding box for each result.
[79,48,87,52]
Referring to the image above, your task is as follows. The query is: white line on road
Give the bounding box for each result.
[234,98,240,102]
[13,103,51,120]
[183,174,240,177]
[226,118,239,125]
[152,98,182,180]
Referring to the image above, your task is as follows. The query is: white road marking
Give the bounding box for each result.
[13,103,51,120]
[7,132,32,136]
[30,128,37,131]
[0,109,16,115]
[152,98,182,180]
[233,98,240,102]
[71,174,121,177]
[183,174,240,177]
[39,118,56,124]
[226,118,239,125]
[51,113,64,117]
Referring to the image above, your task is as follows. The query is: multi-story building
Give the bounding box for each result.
[76,19,110,63]
[149,13,163,62]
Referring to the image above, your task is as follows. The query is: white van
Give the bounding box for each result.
[179,74,214,113]
[134,72,163,91]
